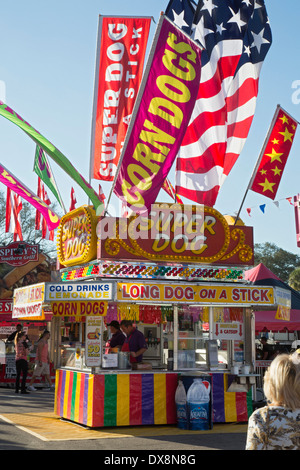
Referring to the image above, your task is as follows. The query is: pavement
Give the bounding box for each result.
[0,385,249,454]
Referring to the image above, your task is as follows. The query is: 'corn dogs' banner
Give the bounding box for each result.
[51,301,108,317]
[113,16,202,212]
[0,164,60,231]
[90,16,151,182]
[0,101,104,215]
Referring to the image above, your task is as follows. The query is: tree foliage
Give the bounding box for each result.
[254,242,300,284]
[288,267,300,291]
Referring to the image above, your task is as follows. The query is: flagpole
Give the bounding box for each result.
[167,178,176,201]
[234,104,281,225]
[46,160,67,214]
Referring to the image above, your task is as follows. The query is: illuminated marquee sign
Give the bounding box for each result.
[56,206,98,267]
[97,203,254,266]
[117,283,275,305]
[61,261,245,283]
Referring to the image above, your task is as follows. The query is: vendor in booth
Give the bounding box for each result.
[106,321,125,351]
[120,320,147,363]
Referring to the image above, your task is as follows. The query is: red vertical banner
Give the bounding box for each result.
[90,16,152,181]
[250,106,298,200]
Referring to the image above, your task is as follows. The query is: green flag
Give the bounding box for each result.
[0,101,104,215]
[34,145,66,213]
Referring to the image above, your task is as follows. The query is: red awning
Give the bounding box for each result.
[255,310,300,332]
[245,263,281,282]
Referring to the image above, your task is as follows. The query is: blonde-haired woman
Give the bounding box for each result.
[246,354,300,450]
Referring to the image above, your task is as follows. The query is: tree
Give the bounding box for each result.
[254,242,300,283]
[288,267,300,291]
[0,189,63,258]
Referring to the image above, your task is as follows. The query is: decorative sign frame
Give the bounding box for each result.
[97,203,254,266]
[56,206,98,267]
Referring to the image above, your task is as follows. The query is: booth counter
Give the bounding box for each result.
[54,368,252,428]
[55,369,179,427]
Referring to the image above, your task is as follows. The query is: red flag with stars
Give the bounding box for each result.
[250,106,298,200]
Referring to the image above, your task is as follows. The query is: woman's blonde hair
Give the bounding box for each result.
[263,354,300,410]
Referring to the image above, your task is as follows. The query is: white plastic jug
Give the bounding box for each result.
[175,380,188,429]
[187,379,211,430]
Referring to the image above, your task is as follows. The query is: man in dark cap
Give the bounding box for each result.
[120,320,147,363]
[107,321,125,351]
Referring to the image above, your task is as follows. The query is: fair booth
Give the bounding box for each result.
[12,204,289,427]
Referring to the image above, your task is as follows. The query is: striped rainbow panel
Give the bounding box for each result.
[211,373,252,422]
[55,370,251,427]
[55,369,96,427]
[55,370,178,427]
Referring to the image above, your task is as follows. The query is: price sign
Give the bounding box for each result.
[85,316,102,367]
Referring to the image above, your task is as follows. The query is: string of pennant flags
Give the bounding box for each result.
[1,102,299,240]
[237,196,295,218]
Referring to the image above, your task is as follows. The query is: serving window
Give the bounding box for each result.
[175,307,245,370]
[52,318,90,371]
[51,305,246,372]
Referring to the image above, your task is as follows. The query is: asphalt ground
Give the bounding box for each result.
[0,385,250,456]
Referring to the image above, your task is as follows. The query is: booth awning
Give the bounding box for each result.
[255,310,300,332]
[245,263,300,310]
[246,264,300,332]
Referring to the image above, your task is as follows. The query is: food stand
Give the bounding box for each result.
[12,203,288,427]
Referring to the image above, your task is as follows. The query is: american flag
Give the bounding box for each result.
[5,187,23,242]
[166,0,272,207]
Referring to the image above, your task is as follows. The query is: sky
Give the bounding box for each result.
[1,0,300,255]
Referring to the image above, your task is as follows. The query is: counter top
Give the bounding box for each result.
[59,367,232,374]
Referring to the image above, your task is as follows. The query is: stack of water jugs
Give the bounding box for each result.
[175,378,211,430]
